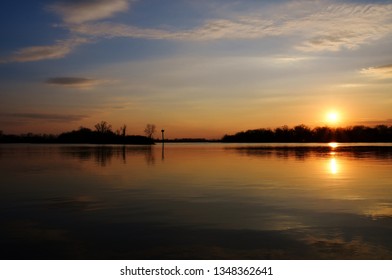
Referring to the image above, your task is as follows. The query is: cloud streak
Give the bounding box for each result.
[3,1,392,63]
[361,64,392,79]
[357,119,392,126]
[68,1,392,53]
[293,3,392,52]
[2,113,88,122]
[70,22,173,39]
[48,0,131,24]
[4,38,89,63]
[45,77,103,88]
[2,0,131,63]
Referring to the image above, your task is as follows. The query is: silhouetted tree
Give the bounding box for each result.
[120,125,127,137]
[293,124,311,142]
[312,126,333,142]
[0,123,155,144]
[116,125,127,137]
[275,125,292,142]
[144,124,156,139]
[95,121,112,134]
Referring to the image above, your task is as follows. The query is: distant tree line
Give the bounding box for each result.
[0,132,57,143]
[222,125,392,143]
[161,138,211,143]
[3,123,392,144]
[0,121,155,144]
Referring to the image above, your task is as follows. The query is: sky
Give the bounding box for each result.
[0,0,391,139]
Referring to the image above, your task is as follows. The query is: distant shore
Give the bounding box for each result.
[222,124,392,143]
[1,124,392,144]
[0,129,154,145]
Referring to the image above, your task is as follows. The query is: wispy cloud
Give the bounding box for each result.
[45,77,104,89]
[70,22,173,39]
[190,2,392,52]
[68,1,392,53]
[357,119,392,126]
[3,1,392,63]
[177,18,278,40]
[360,64,392,79]
[272,56,313,64]
[293,3,392,52]
[337,83,366,88]
[69,16,279,40]
[4,38,89,63]
[2,113,88,122]
[2,0,131,63]
[48,0,131,24]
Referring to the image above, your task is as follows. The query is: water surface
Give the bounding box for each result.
[1,143,392,259]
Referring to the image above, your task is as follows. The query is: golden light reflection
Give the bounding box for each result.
[329,158,339,175]
[327,142,340,175]
[328,142,338,149]
[365,204,392,220]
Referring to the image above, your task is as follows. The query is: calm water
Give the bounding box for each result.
[1,143,392,259]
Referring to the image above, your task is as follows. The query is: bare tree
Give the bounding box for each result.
[144,124,156,139]
[120,124,127,137]
[116,125,127,137]
[95,121,112,134]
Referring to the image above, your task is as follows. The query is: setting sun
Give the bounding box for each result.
[327,111,340,124]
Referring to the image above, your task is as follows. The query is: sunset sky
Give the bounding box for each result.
[1,0,391,138]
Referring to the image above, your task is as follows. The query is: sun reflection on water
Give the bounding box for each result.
[327,142,340,175]
[328,142,338,149]
[329,158,339,175]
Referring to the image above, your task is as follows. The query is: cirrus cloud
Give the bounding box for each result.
[45,77,103,89]
[1,0,131,63]
[48,0,132,24]
[3,1,392,63]
[69,1,392,53]
[4,37,89,63]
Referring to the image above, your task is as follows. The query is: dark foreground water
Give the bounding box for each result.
[1,143,392,259]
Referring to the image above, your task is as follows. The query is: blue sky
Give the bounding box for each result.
[1,0,391,138]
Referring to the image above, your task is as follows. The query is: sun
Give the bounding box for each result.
[326,111,339,124]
